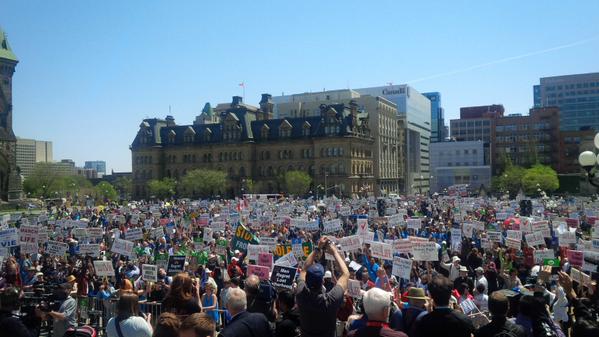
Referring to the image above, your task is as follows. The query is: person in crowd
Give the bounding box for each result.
[473,283,489,311]
[47,283,78,337]
[275,289,301,337]
[474,291,526,337]
[515,295,565,337]
[453,266,474,291]
[179,313,216,337]
[323,271,335,292]
[375,266,392,292]
[0,287,35,337]
[106,292,153,337]
[474,267,488,294]
[218,288,272,337]
[401,287,429,337]
[296,236,349,337]
[500,269,523,290]
[347,287,408,337]
[162,273,202,317]
[201,280,220,328]
[441,256,462,282]
[413,275,474,337]
[152,312,181,337]
[245,274,276,322]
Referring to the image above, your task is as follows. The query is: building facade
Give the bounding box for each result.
[131,95,376,199]
[272,89,404,194]
[0,28,22,200]
[16,137,53,178]
[84,161,106,177]
[450,104,505,166]
[533,72,599,131]
[422,92,445,143]
[354,84,431,195]
[429,141,491,193]
[492,107,561,175]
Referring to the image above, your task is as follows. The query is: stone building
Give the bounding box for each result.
[0,28,22,200]
[131,95,375,199]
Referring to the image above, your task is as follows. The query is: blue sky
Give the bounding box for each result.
[2,1,598,172]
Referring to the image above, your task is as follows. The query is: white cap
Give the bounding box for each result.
[324,271,332,279]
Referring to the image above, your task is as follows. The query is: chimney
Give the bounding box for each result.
[349,100,358,115]
[165,115,176,126]
[259,93,273,114]
[232,96,243,106]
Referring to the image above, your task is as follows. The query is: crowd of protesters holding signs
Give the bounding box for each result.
[0,193,599,337]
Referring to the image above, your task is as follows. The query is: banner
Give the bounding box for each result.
[370,242,393,260]
[247,264,270,280]
[231,224,259,252]
[506,230,522,241]
[142,264,158,282]
[487,231,502,243]
[533,249,555,264]
[87,228,103,240]
[338,235,361,252]
[93,260,115,277]
[270,265,297,290]
[392,256,412,280]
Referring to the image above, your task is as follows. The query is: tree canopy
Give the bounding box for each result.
[147,178,177,199]
[284,170,312,196]
[179,169,227,198]
[492,164,559,196]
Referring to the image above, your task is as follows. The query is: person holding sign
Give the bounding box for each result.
[296,236,350,337]
[162,273,202,317]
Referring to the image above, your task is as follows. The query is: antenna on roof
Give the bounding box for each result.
[169,105,171,114]
[387,82,393,86]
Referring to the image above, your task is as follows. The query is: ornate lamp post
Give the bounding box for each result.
[578,133,599,188]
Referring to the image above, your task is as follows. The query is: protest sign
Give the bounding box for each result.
[338,235,361,252]
[79,244,100,257]
[258,252,273,270]
[19,225,39,244]
[394,239,413,255]
[567,250,584,267]
[406,218,421,230]
[151,227,164,239]
[167,255,186,275]
[534,249,555,264]
[247,264,270,281]
[94,260,115,277]
[525,232,545,247]
[506,230,522,241]
[203,227,214,243]
[370,242,393,260]
[111,238,134,257]
[142,264,158,282]
[412,242,438,261]
[392,256,413,280]
[247,244,270,262]
[274,252,298,267]
[270,265,297,290]
[20,242,38,255]
[558,231,577,246]
[231,224,259,252]
[487,231,502,243]
[0,228,18,248]
[505,238,521,250]
[210,221,225,232]
[348,279,361,297]
[126,228,143,241]
[87,228,103,240]
[323,219,342,234]
[462,223,473,238]
[46,240,68,256]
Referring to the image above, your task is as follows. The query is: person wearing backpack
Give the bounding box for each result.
[474,291,525,337]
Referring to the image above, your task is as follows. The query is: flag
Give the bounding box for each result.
[543,258,560,267]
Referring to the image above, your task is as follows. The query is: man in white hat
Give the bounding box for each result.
[440,256,462,282]
[474,267,488,294]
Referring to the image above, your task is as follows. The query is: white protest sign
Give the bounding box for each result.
[558,231,577,246]
[407,218,422,230]
[525,232,545,247]
[0,228,19,248]
[370,242,393,261]
[356,219,370,240]
[93,260,115,277]
[348,279,361,297]
[20,242,38,255]
[210,221,226,232]
[534,249,555,264]
[19,225,39,244]
[151,227,164,239]
[338,235,361,252]
[507,230,522,241]
[505,238,521,250]
[111,238,134,256]
[46,240,68,256]
[392,256,412,280]
[462,223,473,238]
[387,214,403,227]
[79,244,100,257]
[247,244,270,262]
[126,228,143,241]
[394,239,413,255]
[488,231,502,243]
[142,264,158,282]
[412,242,438,261]
[87,228,103,240]
[323,219,342,234]
[275,252,298,267]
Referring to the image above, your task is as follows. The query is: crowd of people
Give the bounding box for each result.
[0,193,598,337]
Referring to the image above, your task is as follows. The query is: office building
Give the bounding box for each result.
[354,84,431,195]
[0,27,22,200]
[429,141,491,193]
[533,72,599,131]
[492,107,561,175]
[423,92,446,143]
[273,89,404,194]
[16,137,53,177]
[131,95,376,199]
[450,104,505,165]
[84,160,106,177]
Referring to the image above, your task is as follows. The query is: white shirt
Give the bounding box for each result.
[473,293,488,312]
[106,316,153,337]
[474,275,488,294]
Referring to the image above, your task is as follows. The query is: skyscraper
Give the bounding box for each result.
[423,92,445,143]
[16,137,53,178]
[533,72,599,131]
[84,160,107,177]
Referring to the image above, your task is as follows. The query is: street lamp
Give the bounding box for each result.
[578,133,599,188]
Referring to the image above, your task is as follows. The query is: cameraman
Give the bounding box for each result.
[245,274,276,322]
[45,283,77,337]
[0,287,35,337]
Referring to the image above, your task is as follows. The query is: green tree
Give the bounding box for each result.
[492,165,527,197]
[147,178,177,199]
[23,162,65,198]
[179,169,227,198]
[113,176,133,199]
[522,164,559,195]
[94,181,119,202]
[284,170,312,196]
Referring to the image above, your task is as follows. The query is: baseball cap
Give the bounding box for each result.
[306,263,325,288]
[324,271,332,279]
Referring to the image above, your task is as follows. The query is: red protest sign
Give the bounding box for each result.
[567,250,584,267]
[247,264,270,280]
[258,252,273,271]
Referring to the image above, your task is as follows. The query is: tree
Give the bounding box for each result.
[94,181,119,203]
[284,170,312,196]
[179,169,227,198]
[113,176,133,199]
[148,178,177,199]
[23,163,93,199]
[492,165,526,197]
[522,164,559,195]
